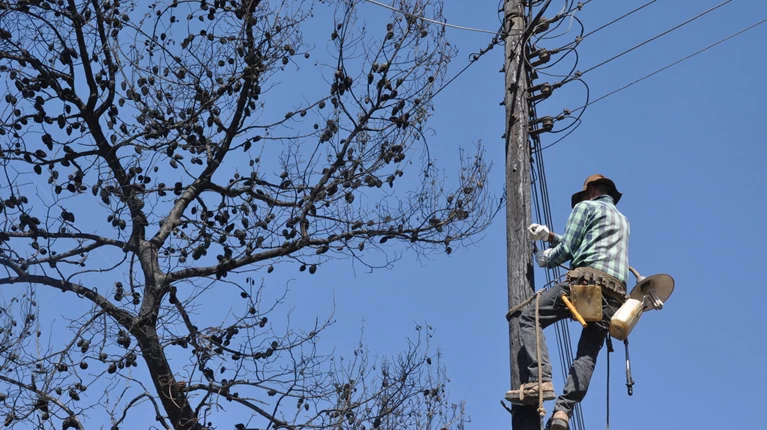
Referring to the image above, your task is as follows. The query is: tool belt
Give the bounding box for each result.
[565,267,628,322]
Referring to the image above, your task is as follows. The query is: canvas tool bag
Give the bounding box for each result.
[566,267,628,322]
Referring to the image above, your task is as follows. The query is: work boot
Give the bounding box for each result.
[504,381,555,405]
[550,410,569,430]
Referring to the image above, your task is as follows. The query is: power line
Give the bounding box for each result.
[538,15,767,153]
[572,0,595,12]
[577,0,733,77]
[552,0,658,52]
[362,0,501,35]
[520,4,588,429]
[430,34,502,99]
[538,0,656,77]
[572,16,767,113]
[581,0,658,39]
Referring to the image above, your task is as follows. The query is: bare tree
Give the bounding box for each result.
[0,0,496,428]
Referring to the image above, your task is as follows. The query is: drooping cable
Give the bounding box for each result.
[527,43,585,430]
[509,1,589,428]
[537,11,767,154]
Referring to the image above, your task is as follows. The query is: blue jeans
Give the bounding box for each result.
[518,282,622,417]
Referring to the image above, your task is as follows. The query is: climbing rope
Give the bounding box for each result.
[506,288,546,321]
[535,293,547,426]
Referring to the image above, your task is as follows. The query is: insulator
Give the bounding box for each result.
[529,49,551,67]
[528,82,548,93]
[533,17,551,35]
[529,115,551,126]
[529,116,554,135]
[528,82,553,102]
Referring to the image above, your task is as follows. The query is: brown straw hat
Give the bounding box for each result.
[570,174,622,208]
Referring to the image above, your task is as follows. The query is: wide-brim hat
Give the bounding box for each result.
[571,174,622,208]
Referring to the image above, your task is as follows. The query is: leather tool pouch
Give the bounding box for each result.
[566,267,628,323]
[570,284,603,322]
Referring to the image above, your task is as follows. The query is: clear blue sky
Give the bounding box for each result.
[10,1,766,429]
[285,1,767,429]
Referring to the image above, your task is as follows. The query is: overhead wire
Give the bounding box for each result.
[570,16,767,113]
[534,35,582,79]
[528,2,589,78]
[581,0,659,40]
[429,33,503,100]
[571,0,594,11]
[537,15,767,154]
[362,0,502,35]
[575,0,734,78]
[532,0,580,42]
[538,12,578,41]
[537,0,658,74]
[360,0,508,115]
[535,0,739,152]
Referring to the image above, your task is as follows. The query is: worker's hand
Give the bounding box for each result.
[528,223,550,241]
[535,248,552,268]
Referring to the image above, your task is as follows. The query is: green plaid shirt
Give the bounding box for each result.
[547,195,630,285]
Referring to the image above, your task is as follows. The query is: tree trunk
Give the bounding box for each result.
[134,326,202,430]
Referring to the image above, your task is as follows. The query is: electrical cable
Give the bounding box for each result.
[581,0,659,40]
[536,0,589,43]
[362,0,502,35]
[537,120,583,152]
[570,16,767,113]
[535,34,581,78]
[507,2,587,428]
[576,0,734,77]
[535,49,579,80]
[529,155,585,430]
[429,31,503,101]
[537,4,763,154]
[569,0,594,13]
[526,39,585,429]
[538,12,578,41]
[550,0,657,60]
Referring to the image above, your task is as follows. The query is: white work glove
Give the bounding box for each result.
[535,248,552,268]
[528,223,550,241]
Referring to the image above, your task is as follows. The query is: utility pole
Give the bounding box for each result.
[503,0,538,428]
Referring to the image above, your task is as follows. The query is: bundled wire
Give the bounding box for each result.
[523,3,588,429]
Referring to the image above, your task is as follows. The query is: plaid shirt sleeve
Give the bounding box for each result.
[546,202,592,267]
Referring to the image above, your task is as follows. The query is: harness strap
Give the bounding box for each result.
[535,293,546,425]
[606,335,614,430]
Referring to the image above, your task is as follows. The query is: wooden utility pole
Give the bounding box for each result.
[503,0,538,428]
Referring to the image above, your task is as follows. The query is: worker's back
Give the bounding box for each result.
[570,195,630,285]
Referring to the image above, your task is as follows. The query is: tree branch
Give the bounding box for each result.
[0,274,134,327]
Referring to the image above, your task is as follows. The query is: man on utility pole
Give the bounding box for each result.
[503,0,539,428]
[506,175,630,430]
